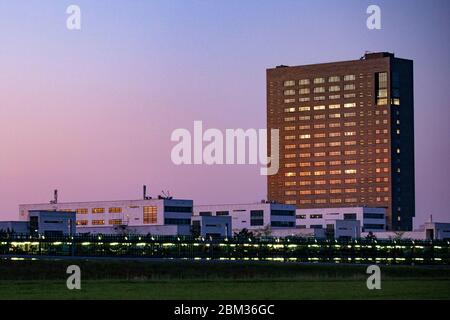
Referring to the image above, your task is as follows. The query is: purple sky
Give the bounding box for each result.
[0,0,449,227]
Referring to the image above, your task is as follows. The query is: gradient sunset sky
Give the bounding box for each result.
[0,0,449,226]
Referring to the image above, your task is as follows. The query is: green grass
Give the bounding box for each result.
[1,258,450,299]
[1,279,449,299]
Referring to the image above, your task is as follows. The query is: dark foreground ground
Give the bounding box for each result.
[1,257,449,299]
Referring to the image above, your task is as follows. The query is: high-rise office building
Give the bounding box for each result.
[267,52,415,230]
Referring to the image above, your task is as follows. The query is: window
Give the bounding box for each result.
[329,94,340,99]
[329,85,340,92]
[284,89,296,96]
[314,96,325,101]
[300,134,311,139]
[199,211,212,216]
[164,218,191,225]
[310,214,323,219]
[329,104,340,109]
[76,220,88,226]
[165,206,192,213]
[284,80,295,86]
[92,220,105,225]
[284,107,296,113]
[92,208,105,214]
[313,105,325,110]
[76,208,88,215]
[108,207,122,213]
[299,79,310,85]
[216,211,229,216]
[299,88,310,95]
[376,72,388,105]
[143,206,157,224]
[299,97,310,102]
[250,210,264,226]
[344,102,356,108]
[344,84,355,91]
[328,76,340,82]
[285,172,296,177]
[109,219,123,225]
[314,87,325,93]
[343,213,357,220]
[364,213,385,220]
[271,210,295,216]
[299,106,310,112]
[344,74,356,81]
[284,98,296,103]
[314,77,325,84]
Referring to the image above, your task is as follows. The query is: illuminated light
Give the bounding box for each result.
[136,243,146,247]
[434,246,442,249]
[434,258,442,261]
[109,242,119,246]
[52,242,62,246]
[81,242,90,246]
[162,243,175,247]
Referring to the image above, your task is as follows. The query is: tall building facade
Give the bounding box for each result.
[267,52,415,231]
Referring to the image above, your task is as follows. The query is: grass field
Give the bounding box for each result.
[1,257,449,299]
[1,279,450,299]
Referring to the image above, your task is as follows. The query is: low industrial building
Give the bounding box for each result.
[19,198,194,236]
[191,215,232,238]
[0,221,29,234]
[0,210,76,236]
[296,207,386,232]
[362,222,450,240]
[194,202,296,235]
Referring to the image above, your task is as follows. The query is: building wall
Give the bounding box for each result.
[296,207,386,232]
[29,211,76,236]
[76,224,190,236]
[19,199,193,230]
[191,216,232,238]
[267,52,415,231]
[194,203,296,233]
[0,221,29,234]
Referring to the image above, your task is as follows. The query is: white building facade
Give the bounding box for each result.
[194,203,296,234]
[19,198,193,236]
[296,207,386,233]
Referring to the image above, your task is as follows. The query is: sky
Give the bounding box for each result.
[0,0,449,227]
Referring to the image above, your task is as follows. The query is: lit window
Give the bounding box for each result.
[314,77,325,84]
[328,76,340,82]
[314,87,325,93]
[284,80,295,87]
[299,88,310,95]
[92,208,105,214]
[344,74,356,81]
[143,206,157,224]
[299,79,310,85]
[284,89,296,96]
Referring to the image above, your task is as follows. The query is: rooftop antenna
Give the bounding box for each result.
[50,189,58,204]
[160,190,173,200]
[143,185,152,200]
